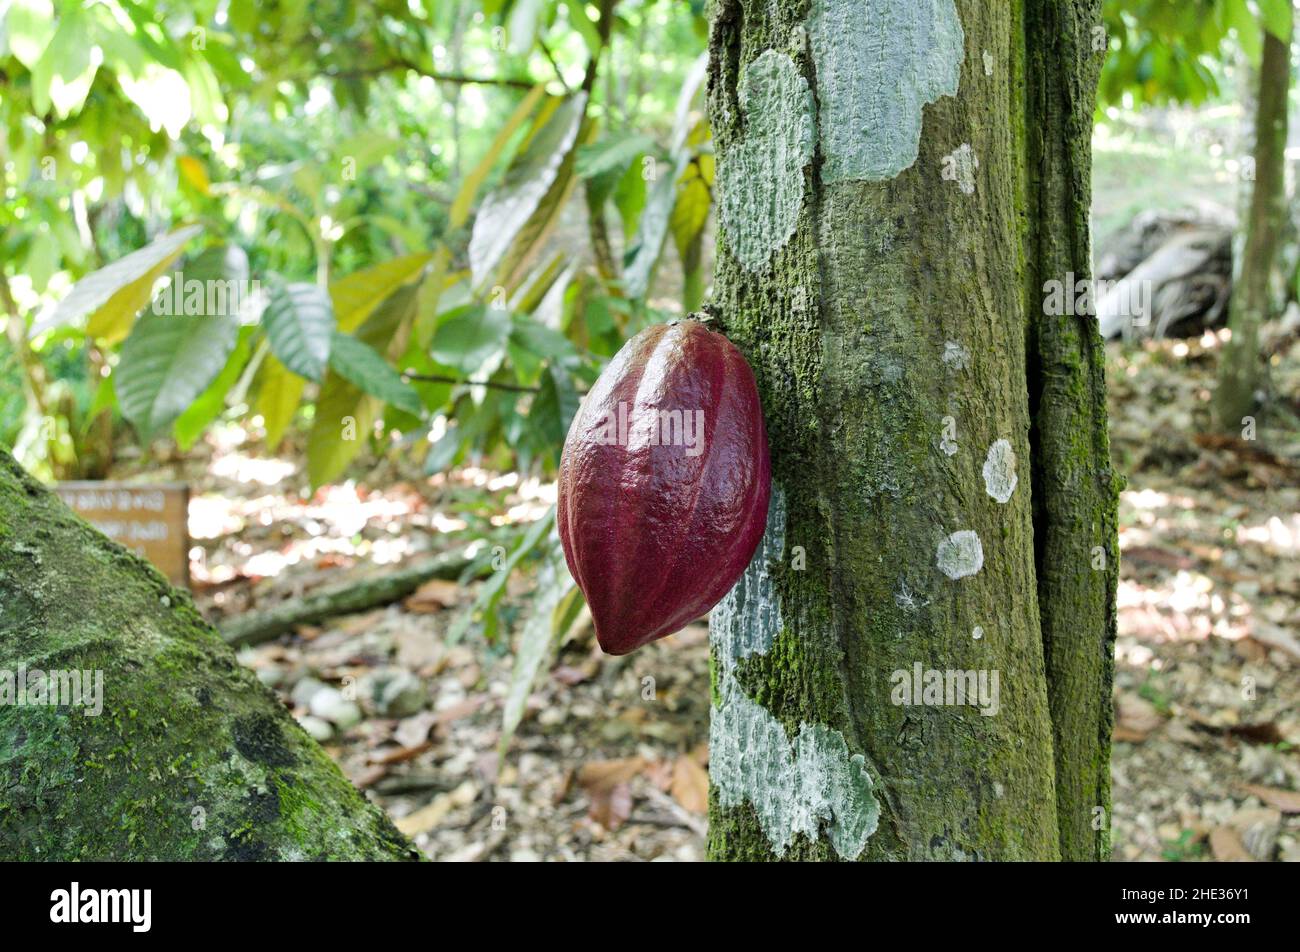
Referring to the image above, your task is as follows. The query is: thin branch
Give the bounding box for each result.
[402,372,541,394]
[537,37,571,93]
[322,57,537,90]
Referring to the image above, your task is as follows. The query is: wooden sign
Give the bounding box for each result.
[55,482,191,587]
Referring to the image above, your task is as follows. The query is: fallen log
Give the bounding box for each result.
[219,549,479,648]
[0,450,417,860]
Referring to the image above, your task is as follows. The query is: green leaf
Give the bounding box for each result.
[1226,0,1263,64]
[450,84,548,229]
[530,362,579,448]
[510,313,576,362]
[576,132,658,179]
[670,161,712,261]
[32,225,202,340]
[468,93,588,290]
[429,304,512,373]
[174,324,255,450]
[448,507,556,644]
[563,0,603,57]
[623,158,682,299]
[306,283,420,488]
[30,5,100,118]
[1257,0,1293,41]
[327,330,424,416]
[506,0,545,54]
[116,246,248,437]
[6,0,55,69]
[424,422,462,475]
[263,281,335,381]
[500,555,574,756]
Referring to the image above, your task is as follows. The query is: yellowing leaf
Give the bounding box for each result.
[33,224,201,343]
[330,252,433,332]
[178,156,211,195]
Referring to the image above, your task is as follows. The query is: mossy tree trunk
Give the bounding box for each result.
[705,0,1117,861]
[0,450,417,860]
[1215,21,1292,430]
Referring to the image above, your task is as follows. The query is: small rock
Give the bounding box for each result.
[296,714,334,742]
[380,672,428,718]
[291,676,328,708]
[309,687,363,729]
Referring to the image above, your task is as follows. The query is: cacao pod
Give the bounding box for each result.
[558,320,771,655]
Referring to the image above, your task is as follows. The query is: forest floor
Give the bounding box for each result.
[172,316,1300,862]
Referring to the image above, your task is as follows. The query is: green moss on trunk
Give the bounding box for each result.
[0,451,417,861]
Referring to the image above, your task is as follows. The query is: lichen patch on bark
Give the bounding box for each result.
[936,529,984,579]
[806,0,964,182]
[982,438,1018,503]
[709,486,881,859]
[717,50,815,271]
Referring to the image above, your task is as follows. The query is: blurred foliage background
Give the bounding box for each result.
[0,0,1292,482]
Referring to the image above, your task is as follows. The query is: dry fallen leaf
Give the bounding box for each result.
[577,756,647,793]
[1114,693,1165,742]
[588,783,634,831]
[434,694,488,730]
[1239,784,1300,814]
[393,710,440,749]
[1248,622,1300,662]
[670,756,709,814]
[1208,826,1255,862]
[394,781,478,836]
[403,578,462,613]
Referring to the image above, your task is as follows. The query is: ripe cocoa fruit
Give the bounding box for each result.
[557,320,771,655]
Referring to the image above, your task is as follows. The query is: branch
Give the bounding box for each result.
[402,372,542,394]
[323,57,537,90]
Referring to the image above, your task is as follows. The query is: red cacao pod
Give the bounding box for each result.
[558,320,771,655]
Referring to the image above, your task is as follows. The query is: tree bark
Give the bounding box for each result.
[706,0,1116,861]
[1215,22,1292,430]
[0,450,417,860]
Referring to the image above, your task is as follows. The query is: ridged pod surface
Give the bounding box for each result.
[558,320,771,655]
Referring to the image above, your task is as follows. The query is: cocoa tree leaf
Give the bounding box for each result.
[257,353,306,451]
[1257,0,1293,42]
[576,132,658,179]
[326,329,423,416]
[31,224,202,341]
[173,323,255,450]
[329,252,433,333]
[499,555,572,757]
[115,245,247,437]
[429,303,512,373]
[622,158,683,299]
[262,281,335,382]
[449,84,548,229]
[468,93,588,290]
[306,282,420,488]
[448,507,556,645]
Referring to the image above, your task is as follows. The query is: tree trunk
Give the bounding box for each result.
[0,450,417,860]
[1215,23,1292,430]
[706,0,1116,861]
